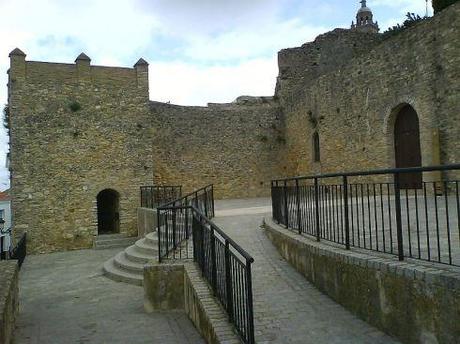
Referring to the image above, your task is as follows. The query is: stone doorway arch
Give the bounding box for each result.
[97,189,120,235]
[394,104,422,188]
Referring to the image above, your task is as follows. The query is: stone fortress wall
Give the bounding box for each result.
[277,4,459,179]
[7,2,460,253]
[149,98,284,199]
[7,52,153,253]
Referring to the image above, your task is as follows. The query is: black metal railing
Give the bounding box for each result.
[140,185,182,208]
[272,164,460,267]
[157,185,215,260]
[157,185,255,344]
[11,233,27,268]
[1,230,27,268]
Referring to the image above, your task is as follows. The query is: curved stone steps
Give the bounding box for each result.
[103,232,159,286]
[125,244,157,264]
[113,252,144,273]
[103,258,143,286]
[144,232,158,246]
[134,237,157,255]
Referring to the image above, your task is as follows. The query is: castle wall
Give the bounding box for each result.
[8,56,153,253]
[279,3,460,180]
[149,98,285,199]
[6,3,460,254]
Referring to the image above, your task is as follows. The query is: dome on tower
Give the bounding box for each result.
[358,6,372,13]
[351,0,379,33]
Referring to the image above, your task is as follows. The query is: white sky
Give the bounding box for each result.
[0,0,432,190]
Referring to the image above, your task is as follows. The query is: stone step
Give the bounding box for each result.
[103,258,143,286]
[96,233,129,240]
[95,236,138,250]
[144,232,159,246]
[125,244,157,264]
[113,251,145,274]
[134,238,157,255]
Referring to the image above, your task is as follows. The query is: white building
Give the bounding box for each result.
[0,190,12,254]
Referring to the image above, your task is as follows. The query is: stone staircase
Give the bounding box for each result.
[103,231,158,286]
[94,233,138,250]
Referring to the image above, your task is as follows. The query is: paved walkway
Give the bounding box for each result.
[214,198,399,344]
[15,248,204,344]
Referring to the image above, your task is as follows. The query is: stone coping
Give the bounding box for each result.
[263,218,460,290]
[0,261,19,344]
[144,262,241,344]
[263,217,460,343]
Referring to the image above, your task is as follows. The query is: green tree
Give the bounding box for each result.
[432,0,459,13]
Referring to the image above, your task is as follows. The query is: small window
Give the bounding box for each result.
[313,132,320,162]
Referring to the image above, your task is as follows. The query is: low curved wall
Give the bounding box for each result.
[263,218,460,344]
[0,261,19,344]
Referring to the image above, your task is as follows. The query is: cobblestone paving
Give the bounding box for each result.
[214,198,400,344]
[15,248,204,344]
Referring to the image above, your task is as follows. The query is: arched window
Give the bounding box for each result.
[313,132,320,162]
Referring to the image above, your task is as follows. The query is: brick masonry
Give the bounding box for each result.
[6,3,460,253]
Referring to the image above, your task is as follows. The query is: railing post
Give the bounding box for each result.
[394,173,405,261]
[157,208,162,263]
[246,260,255,344]
[343,176,351,250]
[165,209,170,258]
[0,235,5,260]
[204,189,209,218]
[314,177,321,242]
[185,199,190,239]
[172,207,177,250]
[295,179,301,234]
[224,240,234,322]
[211,185,215,218]
[210,227,217,293]
[283,180,289,228]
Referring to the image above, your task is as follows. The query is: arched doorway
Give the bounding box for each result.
[97,189,120,235]
[394,105,422,189]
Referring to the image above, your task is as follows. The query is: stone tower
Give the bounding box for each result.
[351,0,379,33]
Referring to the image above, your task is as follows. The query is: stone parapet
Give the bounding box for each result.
[0,261,19,344]
[144,262,241,344]
[263,218,460,344]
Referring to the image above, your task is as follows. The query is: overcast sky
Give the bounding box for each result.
[0,0,432,190]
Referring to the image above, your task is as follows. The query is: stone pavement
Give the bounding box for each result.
[214,198,400,344]
[15,248,204,344]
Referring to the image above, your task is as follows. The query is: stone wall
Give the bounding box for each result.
[7,3,460,253]
[0,261,19,344]
[150,97,285,199]
[144,263,241,344]
[278,4,460,180]
[264,219,460,344]
[8,53,153,253]
[137,207,157,238]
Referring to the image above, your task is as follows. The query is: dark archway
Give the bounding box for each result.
[394,105,422,189]
[97,189,120,234]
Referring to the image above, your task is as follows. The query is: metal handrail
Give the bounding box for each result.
[159,205,255,263]
[273,164,460,182]
[161,184,214,208]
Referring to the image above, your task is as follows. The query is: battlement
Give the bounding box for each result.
[8,50,149,99]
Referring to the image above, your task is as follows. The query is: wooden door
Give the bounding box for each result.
[394,105,422,189]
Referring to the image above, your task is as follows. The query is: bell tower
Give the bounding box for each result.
[351,0,379,33]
